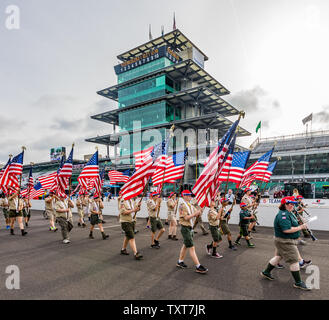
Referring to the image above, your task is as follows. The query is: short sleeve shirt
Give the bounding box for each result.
[274,210,300,239]
[208,209,219,227]
[239,209,251,225]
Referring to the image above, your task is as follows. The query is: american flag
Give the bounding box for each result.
[78,151,99,189]
[239,148,274,188]
[57,147,74,193]
[108,170,130,184]
[0,157,11,194]
[92,168,105,197]
[239,174,257,188]
[25,167,34,198]
[38,172,57,190]
[0,151,24,190]
[254,161,277,183]
[152,149,188,185]
[50,155,65,193]
[133,146,153,170]
[121,136,170,200]
[218,150,251,183]
[21,182,45,199]
[192,120,239,208]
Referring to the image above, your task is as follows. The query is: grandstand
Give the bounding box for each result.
[249,130,329,198]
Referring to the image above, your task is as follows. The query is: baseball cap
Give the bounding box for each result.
[181,190,192,196]
[281,196,298,205]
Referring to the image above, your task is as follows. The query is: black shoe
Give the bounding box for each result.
[168,235,172,239]
[53,228,58,232]
[193,230,198,234]
[229,245,237,251]
[134,230,139,234]
[89,234,94,239]
[261,271,274,280]
[176,261,188,269]
[101,220,106,224]
[293,281,311,290]
[25,223,28,227]
[165,221,169,225]
[154,239,160,245]
[195,265,208,274]
[134,252,143,260]
[78,222,81,227]
[120,249,129,255]
[102,234,109,240]
[172,235,178,241]
[151,244,160,249]
[82,223,86,228]
[21,230,27,236]
[10,229,14,235]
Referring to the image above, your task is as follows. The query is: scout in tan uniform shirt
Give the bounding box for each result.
[76,195,86,227]
[8,191,27,236]
[176,190,208,274]
[191,197,208,235]
[54,195,72,244]
[23,197,32,227]
[147,192,165,248]
[0,194,10,230]
[88,194,109,240]
[167,192,178,240]
[241,188,256,236]
[119,197,143,260]
[45,192,58,232]
[206,200,223,258]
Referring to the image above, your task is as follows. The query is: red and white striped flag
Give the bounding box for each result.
[38,172,57,190]
[192,121,239,208]
[108,170,130,184]
[133,146,153,170]
[78,151,99,190]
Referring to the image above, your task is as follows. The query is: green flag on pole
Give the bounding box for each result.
[256,121,261,133]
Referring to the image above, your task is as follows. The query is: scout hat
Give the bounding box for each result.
[181,190,192,196]
[281,196,298,205]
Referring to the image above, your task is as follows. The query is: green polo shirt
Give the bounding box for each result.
[239,209,251,225]
[274,210,300,239]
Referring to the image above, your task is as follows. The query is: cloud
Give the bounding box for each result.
[313,106,329,123]
[0,117,26,133]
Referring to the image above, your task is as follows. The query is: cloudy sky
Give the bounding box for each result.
[1,0,329,164]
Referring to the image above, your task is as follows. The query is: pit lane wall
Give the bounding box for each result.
[31,198,329,231]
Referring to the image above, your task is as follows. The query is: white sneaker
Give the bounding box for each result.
[63,239,70,244]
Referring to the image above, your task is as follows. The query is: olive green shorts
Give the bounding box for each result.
[9,209,22,218]
[209,225,222,243]
[239,224,249,237]
[219,220,231,235]
[121,222,135,240]
[150,217,164,233]
[181,225,194,248]
[90,214,102,226]
[2,208,9,219]
[274,237,300,265]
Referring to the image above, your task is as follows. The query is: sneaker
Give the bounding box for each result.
[195,265,208,274]
[21,231,28,236]
[176,261,188,269]
[82,223,86,228]
[151,244,160,249]
[211,252,223,259]
[172,235,178,241]
[78,222,81,227]
[293,281,311,291]
[102,234,109,240]
[205,244,212,255]
[134,230,139,234]
[63,239,70,244]
[53,228,58,232]
[248,243,256,248]
[101,220,106,224]
[229,245,237,251]
[154,240,160,245]
[275,263,284,269]
[134,252,143,260]
[261,271,275,280]
[89,234,94,239]
[120,249,129,255]
[168,235,172,240]
[298,240,307,245]
[234,241,241,246]
[6,226,10,230]
[300,259,312,269]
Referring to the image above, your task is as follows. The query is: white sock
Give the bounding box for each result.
[178,259,183,263]
[196,264,201,268]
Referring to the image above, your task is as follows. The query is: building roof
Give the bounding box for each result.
[92,86,239,126]
[117,29,208,62]
[97,59,229,101]
[86,113,250,146]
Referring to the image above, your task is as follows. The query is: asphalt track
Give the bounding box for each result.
[0,211,328,300]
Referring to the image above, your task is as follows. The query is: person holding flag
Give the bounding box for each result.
[54,193,72,244]
[88,193,109,240]
[0,193,10,230]
[23,196,32,227]
[167,192,178,240]
[76,194,86,228]
[8,190,27,236]
[45,192,58,232]
[176,190,208,274]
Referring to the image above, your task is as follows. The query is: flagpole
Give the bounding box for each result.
[68,143,74,198]
[155,125,175,218]
[27,162,34,200]
[17,146,26,211]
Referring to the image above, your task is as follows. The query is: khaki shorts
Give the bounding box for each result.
[121,222,134,240]
[181,225,194,248]
[77,208,84,218]
[210,225,222,243]
[150,217,164,233]
[274,237,300,265]
[167,211,177,221]
[46,209,56,221]
[219,220,231,235]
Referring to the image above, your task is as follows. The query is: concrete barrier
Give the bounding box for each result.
[31,198,329,231]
